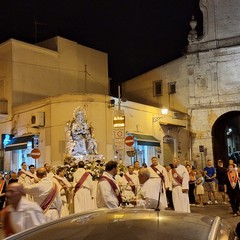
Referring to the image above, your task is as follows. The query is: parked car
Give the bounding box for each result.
[5,208,238,240]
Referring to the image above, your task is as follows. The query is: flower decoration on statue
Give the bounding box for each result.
[84,159,106,181]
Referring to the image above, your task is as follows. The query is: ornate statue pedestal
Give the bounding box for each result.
[72,154,105,163]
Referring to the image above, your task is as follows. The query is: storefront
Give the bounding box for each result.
[127,133,161,167]
[4,134,39,172]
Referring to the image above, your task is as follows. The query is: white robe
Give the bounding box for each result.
[53,175,72,217]
[136,178,162,209]
[46,172,55,179]
[73,168,94,213]
[96,172,121,209]
[170,164,190,213]
[148,164,169,209]
[17,169,29,185]
[23,177,62,222]
[118,172,139,201]
[7,196,46,235]
[18,170,36,201]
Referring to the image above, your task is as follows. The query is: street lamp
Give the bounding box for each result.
[161,107,168,115]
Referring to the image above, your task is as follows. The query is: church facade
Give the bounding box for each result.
[122,0,240,167]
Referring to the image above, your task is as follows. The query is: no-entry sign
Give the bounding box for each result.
[30,148,41,159]
[124,136,134,147]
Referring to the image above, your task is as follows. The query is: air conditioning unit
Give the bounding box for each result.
[31,112,45,128]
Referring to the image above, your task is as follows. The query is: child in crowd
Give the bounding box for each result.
[196,170,205,207]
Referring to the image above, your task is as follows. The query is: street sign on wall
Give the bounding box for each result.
[124,135,134,147]
[30,148,41,159]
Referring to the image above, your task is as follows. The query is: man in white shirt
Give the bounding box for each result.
[170,157,190,213]
[132,168,161,209]
[73,161,94,213]
[96,160,122,209]
[148,156,170,209]
[23,167,62,222]
[2,183,46,238]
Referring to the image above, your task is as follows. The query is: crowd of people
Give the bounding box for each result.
[0,157,239,237]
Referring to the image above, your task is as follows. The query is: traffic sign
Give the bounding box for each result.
[127,149,136,157]
[114,129,125,139]
[30,148,41,159]
[124,135,134,147]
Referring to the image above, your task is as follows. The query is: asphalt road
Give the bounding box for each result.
[190,194,239,230]
[191,202,239,228]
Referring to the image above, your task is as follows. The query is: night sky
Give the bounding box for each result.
[0,0,202,96]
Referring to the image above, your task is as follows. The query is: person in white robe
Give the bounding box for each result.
[2,183,46,238]
[53,167,72,217]
[120,165,139,202]
[23,167,62,222]
[170,157,190,213]
[96,160,121,209]
[18,164,37,201]
[44,163,55,179]
[73,161,94,213]
[133,161,140,175]
[132,168,162,209]
[148,156,170,209]
[17,162,28,185]
[26,164,37,181]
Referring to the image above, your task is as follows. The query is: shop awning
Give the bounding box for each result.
[4,134,35,151]
[159,122,186,128]
[130,133,160,147]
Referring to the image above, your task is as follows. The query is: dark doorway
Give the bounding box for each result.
[212,111,240,167]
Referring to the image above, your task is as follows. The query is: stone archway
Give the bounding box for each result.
[212,111,240,166]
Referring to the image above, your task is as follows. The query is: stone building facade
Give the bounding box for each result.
[122,0,240,167]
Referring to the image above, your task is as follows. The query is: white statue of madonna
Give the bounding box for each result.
[66,107,98,157]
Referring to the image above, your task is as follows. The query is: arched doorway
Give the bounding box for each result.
[212,111,240,166]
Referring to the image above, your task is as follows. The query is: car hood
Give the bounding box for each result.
[4,208,233,240]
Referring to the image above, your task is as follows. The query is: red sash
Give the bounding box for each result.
[100,176,122,205]
[124,174,136,194]
[40,183,58,213]
[150,165,165,183]
[0,180,5,194]
[1,206,16,237]
[172,168,183,185]
[228,171,238,189]
[74,172,90,194]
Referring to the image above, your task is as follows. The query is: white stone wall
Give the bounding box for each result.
[0,36,108,108]
[122,57,189,113]
[189,0,240,52]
